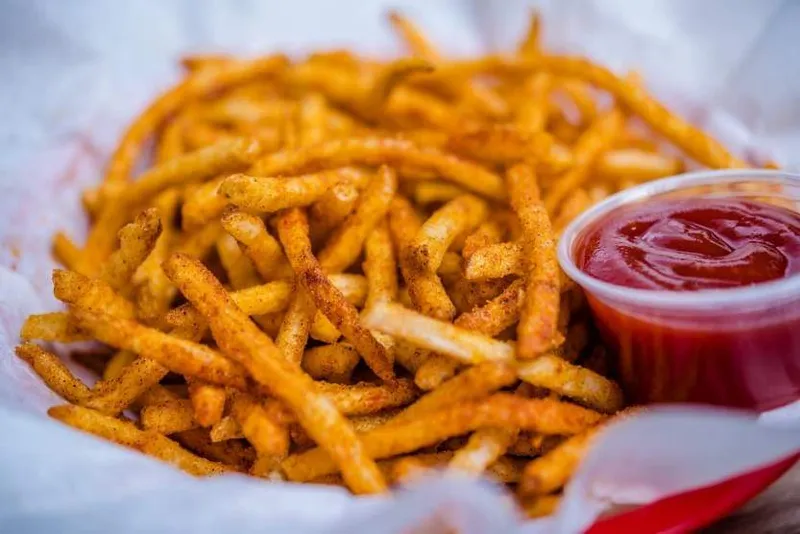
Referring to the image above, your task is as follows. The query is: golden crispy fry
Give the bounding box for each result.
[48,404,230,476]
[53,270,136,319]
[220,209,292,281]
[216,233,260,289]
[309,310,343,343]
[86,357,171,415]
[318,165,397,273]
[231,391,290,459]
[388,11,439,60]
[506,163,560,358]
[141,399,198,434]
[302,343,361,384]
[462,220,506,260]
[519,425,600,496]
[181,176,228,231]
[19,312,91,343]
[276,208,393,381]
[52,232,81,271]
[210,415,245,442]
[316,379,418,416]
[156,116,186,164]
[163,253,387,494]
[298,93,328,146]
[388,196,455,321]
[15,344,90,404]
[393,343,428,374]
[220,168,360,213]
[396,361,516,425]
[558,79,597,126]
[517,9,542,56]
[516,73,551,133]
[544,110,624,214]
[363,220,399,310]
[103,350,137,380]
[187,380,227,427]
[517,354,623,413]
[251,138,506,201]
[282,394,602,481]
[98,208,162,294]
[408,194,488,272]
[463,241,523,281]
[386,451,522,485]
[411,181,466,205]
[596,148,683,183]
[276,288,315,366]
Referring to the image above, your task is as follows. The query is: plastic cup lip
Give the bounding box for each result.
[557,169,800,311]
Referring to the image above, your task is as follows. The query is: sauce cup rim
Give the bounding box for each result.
[557,169,800,311]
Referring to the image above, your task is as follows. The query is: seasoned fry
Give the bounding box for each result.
[282,394,602,481]
[362,220,398,311]
[220,209,292,281]
[302,343,361,384]
[363,58,434,119]
[251,138,505,201]
[210,415,245,442]
[276,287,315,366]
[141,399,198,435]
[103,350,137,380]
[20,312,91,343]
[231,391,290,459]
[216,233,261,290]
[519,426,600,496]
[463,242,523,281]
[163,253,387,493]
[48,404,230,476]
[446,124,556,166]
[16,344,90,404]
[53,270,136,319]
[412,181,466,205]
[52,232,81,271]
[506,163,560,359]
[276,208,393,381]
[596,148,683,183]
[309,181,361,244]
[181,176,228,231]
[187,379,227,427]
[174,428,255,472]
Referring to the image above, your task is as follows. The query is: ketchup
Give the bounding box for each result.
[576,197,800,410]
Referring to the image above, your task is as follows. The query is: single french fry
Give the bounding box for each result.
[276,287,315,366]
[52,232,81,271]
[462,219,506,261]
[15,343,90,404]
[231,391,290,459]
[517,9,542,56]
[20,312,91,343]
[455,278,526,336]
[216,233,260,289]
[297,92,328,146]
[220,209,292,281]
[318,165,398,273]
[412,181,466,205]
[173,428,255,472]
[309,181,361,244]
[141,398,198,435]
[156,116,186,164]
[48,404,230,476]
[507,163,560,359]
[519,425,600,496]
[181,176,228,231]
[544,110,623,214]
[446,124,557,166]
[463,242,523,281]
[220,168,361,213]
[387,11,439,61]
[103,350,137,380]
[276,208,394,381]
[309,310,343,343]
[187,379,227,427]
[162,253,387,494]
[53,270,136,319]
[516,73,551,133]
[596,148,683,183]
[362,220,398,311]
[100,208,162,295]
[388,196,455,321]
[281,394,603,481]
[302,343,360,384]
[553,188,592,235]
[449,426,519,476]
[408,194,488,272]
[362,58,434,119]
[251,138,505,201]
[315,379,418,416]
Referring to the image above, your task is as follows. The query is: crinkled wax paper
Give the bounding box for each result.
[1,1,799,532]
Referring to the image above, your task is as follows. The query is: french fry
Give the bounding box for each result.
[462,219,506,260]
[517,9,542,57]
[388,196,455,321]
[282,394,603,481]
[98,208,162,294]
[48,404,230,476]
[362,220,398,310]
[156,116,186,164]
[181,176,228,231]
[103,350,137,380]
[15,344,90,404]
[463,242,523,281]
[52,232,81,271]
[276,287,315,366]
[387,11,439,61]
[506,163,560,359]
[231,391,290,459]
[596,148,683,183]
[210,414,245,442]
[553,188,592,235]
[141,399,198,434]
[516,74,551,133]
[162,253,387,493]
[220,209,292,281]
[276,208,394,381]
[298,92,328,146]
[316,379,418,416]
[446,124,557,166]
[302,343,361,384]
[187,379,227,427]
[362,58,434,119]
[53,270,136,319]
[251,138,506,201]
[20,312,91,343]
[318,165,398,273]
[309,181,361,244]
[408,194,488,272]
[412,181,466,205]
[518,426,600,496]
[174,428,255,472]
[522,495,561,519]
[216,233,260,289]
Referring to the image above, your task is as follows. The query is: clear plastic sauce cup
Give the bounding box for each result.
[559,170,800,411]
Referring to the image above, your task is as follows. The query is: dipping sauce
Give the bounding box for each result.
[575,197,800,410]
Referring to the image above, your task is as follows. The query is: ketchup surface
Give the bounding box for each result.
[575,197,800,410]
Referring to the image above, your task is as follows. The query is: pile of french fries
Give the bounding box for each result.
[18,11,747,519]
